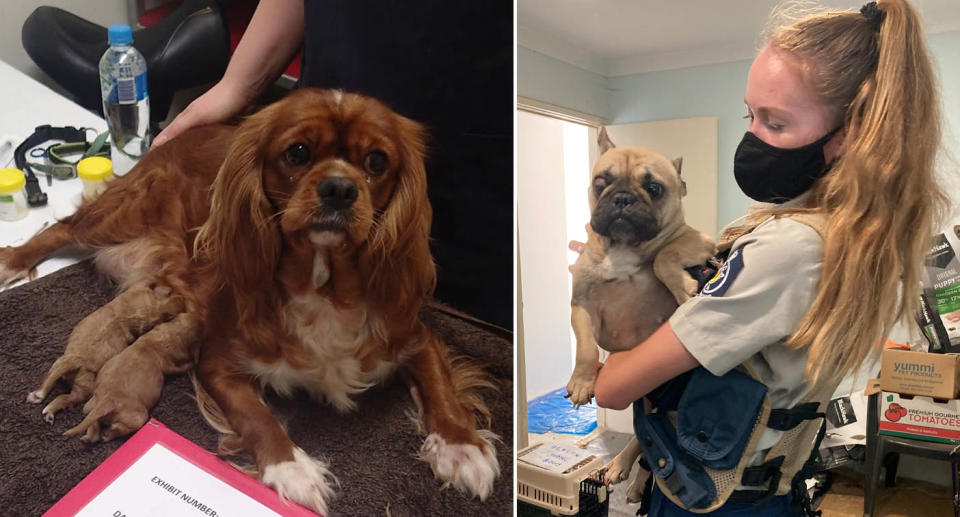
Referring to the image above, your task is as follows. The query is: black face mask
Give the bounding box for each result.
[733,127,841,203]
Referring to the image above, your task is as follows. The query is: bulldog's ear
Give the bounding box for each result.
[598,127,615,154]
[673,157,687,197]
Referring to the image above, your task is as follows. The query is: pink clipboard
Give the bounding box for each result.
[44,418,320,517]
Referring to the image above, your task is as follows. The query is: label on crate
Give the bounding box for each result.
[519,442,591,473]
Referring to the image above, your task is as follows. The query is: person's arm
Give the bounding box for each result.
[593,322,699,410]
[153,0,305,147]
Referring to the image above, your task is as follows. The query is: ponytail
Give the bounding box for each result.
[764,0,948,388]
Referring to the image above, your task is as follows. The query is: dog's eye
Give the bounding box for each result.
[364,150,388,176]
[645,182,664,199]
[283,143,311,167]
[593,176,608,192]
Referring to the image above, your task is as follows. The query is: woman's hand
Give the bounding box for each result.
[153,82,248,147]
[153,0,305,148]
[568,240,585,272]
[593,322,699,410]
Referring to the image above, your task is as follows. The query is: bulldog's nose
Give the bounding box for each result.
[317,177,358,209]
[612,191,637,208]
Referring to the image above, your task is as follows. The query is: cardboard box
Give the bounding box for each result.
[877,391,960,444]
[880,348,960,399]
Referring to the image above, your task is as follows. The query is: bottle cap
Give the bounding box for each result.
[108,25,133,45]
[0,168,25,194]
[77,157,114,182]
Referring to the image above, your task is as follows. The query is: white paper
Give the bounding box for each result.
[519,442,592,473]
[75,443,282,517]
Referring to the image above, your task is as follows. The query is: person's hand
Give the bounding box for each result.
[152,82,248,148]
[568,223,589,272]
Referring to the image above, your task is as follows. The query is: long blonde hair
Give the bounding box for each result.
[757,0,948,387]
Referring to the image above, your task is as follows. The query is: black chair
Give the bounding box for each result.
[864,391,959,516]
[21,0,230,124]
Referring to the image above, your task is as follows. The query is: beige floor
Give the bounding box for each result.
[819,468,954,517]
[526,431,957,517]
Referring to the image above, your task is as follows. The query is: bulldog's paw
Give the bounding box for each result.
[670,273,700,305]
[603,454,633,486]
[261,447,338,515]
[625,467,652,504]
[420,431,500,500]
[565,364,599,408]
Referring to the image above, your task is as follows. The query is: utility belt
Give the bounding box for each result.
[634,367,830,515]
[634,213,834,516]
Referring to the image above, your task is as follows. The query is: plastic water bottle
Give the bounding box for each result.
[99,24,150,175]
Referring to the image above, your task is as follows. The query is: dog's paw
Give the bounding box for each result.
[261,447,338,515]
[565,365,599,408]
[668,274,699,305]
[26,389,46,404]
[603,455,632,486]
[0,254,34,288]
[625,467,652,504]
[419,431,500,500]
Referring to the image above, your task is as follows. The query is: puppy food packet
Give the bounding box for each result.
[921,230,960,353]
[917,291,949,353]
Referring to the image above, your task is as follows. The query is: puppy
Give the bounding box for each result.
[567,128,715,501]
[64,312,199,442]
[25,282,184,424]
[1,89,499,514]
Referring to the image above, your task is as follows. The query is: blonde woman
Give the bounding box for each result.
[590,1,948,515]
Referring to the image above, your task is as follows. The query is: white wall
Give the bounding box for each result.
[521,30,960,229]
[0,1,128,84]
[608,62,752,228]
[518,46,611,121]
[518,111,576,400]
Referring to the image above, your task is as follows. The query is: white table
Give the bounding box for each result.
[0,59,110,285]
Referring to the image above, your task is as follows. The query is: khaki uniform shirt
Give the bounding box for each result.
[669,216,824,466]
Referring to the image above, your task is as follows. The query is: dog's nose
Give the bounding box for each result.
[317,177,358,209]
[612,191,637,208]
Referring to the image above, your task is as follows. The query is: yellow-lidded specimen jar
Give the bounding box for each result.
[0,168,28,221]
[77,156,113,201]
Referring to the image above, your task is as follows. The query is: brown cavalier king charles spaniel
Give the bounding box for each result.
[1,89,499,514]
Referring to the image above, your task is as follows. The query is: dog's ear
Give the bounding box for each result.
[672,157,687,197]
[598,127,615,154]
[672,156,683,175]
[195,107,281,323]
[365,114,436,322]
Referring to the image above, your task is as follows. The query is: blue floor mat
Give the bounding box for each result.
[527,387,597,435]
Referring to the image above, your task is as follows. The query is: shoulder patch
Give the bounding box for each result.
[701,247,744,297]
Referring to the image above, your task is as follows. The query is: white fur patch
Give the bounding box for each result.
[261,447,337,515]
[599,247,643,280]
[419,432,500,501]
[332,89,343,105]
[308,231,345,249]
[248,293,391,411]
[310,251,330,289]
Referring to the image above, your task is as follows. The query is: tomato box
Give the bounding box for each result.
[880,347,960,399]
[878,391,960,444]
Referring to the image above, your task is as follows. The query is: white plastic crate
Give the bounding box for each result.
[517,443,607,516]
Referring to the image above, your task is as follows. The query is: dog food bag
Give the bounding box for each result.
[922,230,960,353]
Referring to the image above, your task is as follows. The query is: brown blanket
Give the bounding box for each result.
[0,261,513,516]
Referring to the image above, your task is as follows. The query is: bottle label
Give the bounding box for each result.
[116,72,149,105]
[0,197,16,219]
